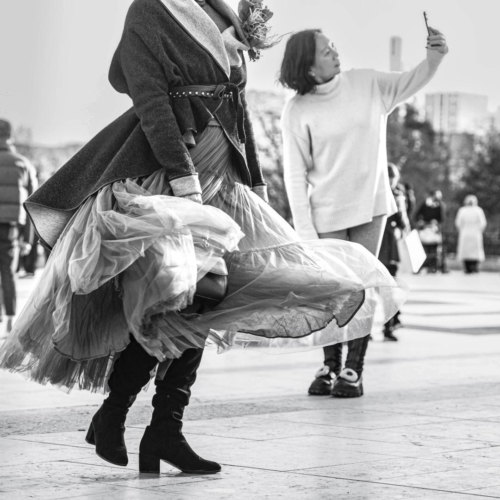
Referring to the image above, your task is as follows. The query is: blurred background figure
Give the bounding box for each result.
[403,182,416,227]
[378,164,410,341]
[415,189,447,273]
[0,119,38,335]
[17,219,38,278]
[455,195,487,274]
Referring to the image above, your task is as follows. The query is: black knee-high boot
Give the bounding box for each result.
[139,348,221,474]
[86,336,159,466]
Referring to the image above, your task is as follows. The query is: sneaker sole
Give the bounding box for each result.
[308,389,332,396]
[331,385,364,398]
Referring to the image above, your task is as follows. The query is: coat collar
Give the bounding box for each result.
[157,0,230,78]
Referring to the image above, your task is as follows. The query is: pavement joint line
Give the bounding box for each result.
[217,463,499,498]
[252,431,499,450]
[289,471,500,498]
[255,415,459,432]
[3,435,91,449]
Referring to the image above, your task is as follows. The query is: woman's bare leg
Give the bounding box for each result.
[348,215,387,257]
[308,229,349,394]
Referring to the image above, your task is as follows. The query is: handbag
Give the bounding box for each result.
[192,237,230,308]
[194,272,228,308]
[398,229,427,274]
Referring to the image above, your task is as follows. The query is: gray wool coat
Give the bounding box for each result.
[26,0,265,249]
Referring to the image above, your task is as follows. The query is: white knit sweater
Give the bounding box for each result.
[281,50,445,240]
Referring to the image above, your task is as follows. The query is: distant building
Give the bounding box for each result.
[389,36,403,72]
[425,93,489,135]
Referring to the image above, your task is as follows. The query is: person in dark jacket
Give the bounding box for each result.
[0,119,37,335]
[0,0,404,477]
[415,189,448,273]
[378,164,410,341]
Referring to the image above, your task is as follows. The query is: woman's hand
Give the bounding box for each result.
[427,27,449,54]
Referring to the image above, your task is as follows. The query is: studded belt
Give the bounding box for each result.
[169,83,246,143]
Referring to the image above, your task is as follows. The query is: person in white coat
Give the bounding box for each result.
[455,195,487,274]
[279,26,448,398]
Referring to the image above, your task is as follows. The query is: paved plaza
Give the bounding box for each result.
[0,269,499,499]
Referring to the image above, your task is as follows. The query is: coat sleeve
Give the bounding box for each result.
[375,50,445,114]
[454,208,463,230]
[115,25,201,197]
[281,119,318,241]
[479,208,487,231]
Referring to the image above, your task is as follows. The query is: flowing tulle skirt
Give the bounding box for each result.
[0,122,406,391]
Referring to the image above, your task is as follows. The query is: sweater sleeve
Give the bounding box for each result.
[282,123,318,240]
[375,50,445,114]
[115,25,201,197]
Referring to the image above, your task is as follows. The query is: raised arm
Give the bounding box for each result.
[376,28,448,113]
[282,122,318,240]
[113,25,201,202]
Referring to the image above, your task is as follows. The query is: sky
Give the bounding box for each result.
[1,0,499,145]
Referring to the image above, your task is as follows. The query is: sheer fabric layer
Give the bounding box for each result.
[0,123,406,391]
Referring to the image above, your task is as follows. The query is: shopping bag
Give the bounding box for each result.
[398,229,427,274]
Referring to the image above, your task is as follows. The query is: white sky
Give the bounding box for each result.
[1,0,499,145]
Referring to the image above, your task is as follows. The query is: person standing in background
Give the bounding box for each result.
[455,195,487,274]
[378,164,410,341]
[0,119,38,335]
[415,189,448,273]
[279,25,448,397]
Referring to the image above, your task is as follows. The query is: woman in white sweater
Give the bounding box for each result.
[280,26,448,398]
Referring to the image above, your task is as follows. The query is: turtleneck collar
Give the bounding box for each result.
[311,74,341,96]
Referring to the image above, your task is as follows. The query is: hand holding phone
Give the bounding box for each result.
[423,12,449,54]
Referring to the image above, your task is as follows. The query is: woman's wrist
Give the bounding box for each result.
[252,185,269,203]
[170,174,202,197]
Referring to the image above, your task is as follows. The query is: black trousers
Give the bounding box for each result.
[383,262,399,330]
[0,224,18,316]
[20,239,38,274]
[464,260,479,274]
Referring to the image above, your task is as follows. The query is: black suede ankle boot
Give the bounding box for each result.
[86,394,135,467]
[139,348,221,474]
[139,400,221,474]
[86,336,160,467]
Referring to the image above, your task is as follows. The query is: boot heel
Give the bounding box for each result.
[139,454,160,474]
[85,424,95,445]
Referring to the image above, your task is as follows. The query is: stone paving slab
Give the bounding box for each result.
[1,271,500,498]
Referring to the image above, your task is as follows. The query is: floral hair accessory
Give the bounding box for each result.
[238,0,282,61]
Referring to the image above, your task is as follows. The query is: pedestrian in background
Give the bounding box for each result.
[378,164,410,341]
[455,195,487,274]
[415,190,447,273]
[403,182,416,227]
[279,24,448,397]
[0,119,38,334]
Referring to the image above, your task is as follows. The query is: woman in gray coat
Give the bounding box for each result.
[0,0,405,475]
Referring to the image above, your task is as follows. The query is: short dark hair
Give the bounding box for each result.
[278,29,321,96]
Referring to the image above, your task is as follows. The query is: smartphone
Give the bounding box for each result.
[423,11,431,36]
